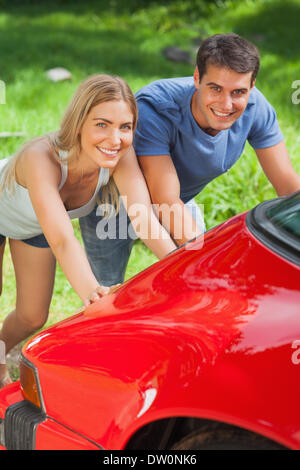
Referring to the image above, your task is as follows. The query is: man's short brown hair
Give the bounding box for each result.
[196,33,260,85]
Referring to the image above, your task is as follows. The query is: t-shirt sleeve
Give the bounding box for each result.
[248,90,284,149]
[133,99,172,156]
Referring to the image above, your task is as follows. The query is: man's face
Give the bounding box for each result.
[191,64,255,135]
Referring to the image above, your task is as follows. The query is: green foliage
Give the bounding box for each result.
[0,0,299,328]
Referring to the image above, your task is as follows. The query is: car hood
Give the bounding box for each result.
[23,213,300,448]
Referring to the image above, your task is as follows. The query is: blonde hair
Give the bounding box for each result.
[0,74,138,217]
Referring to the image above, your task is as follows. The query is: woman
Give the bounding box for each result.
[0,74,177,387]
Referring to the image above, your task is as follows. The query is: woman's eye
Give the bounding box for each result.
[96,122,106,128]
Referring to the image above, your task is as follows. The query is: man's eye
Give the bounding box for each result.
[211,86,220,92]
[233,90,245,96]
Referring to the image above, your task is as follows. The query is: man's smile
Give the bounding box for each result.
[210,108,235,118]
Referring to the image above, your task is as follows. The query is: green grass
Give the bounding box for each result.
[0,0,299,330]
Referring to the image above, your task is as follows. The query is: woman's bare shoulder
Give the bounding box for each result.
[17,137,61,186]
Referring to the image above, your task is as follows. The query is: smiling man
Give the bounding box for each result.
[79,33,300,287]
[191,65,254,134]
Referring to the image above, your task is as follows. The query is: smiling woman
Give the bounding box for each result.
[0,74,177,388]
[81,100,134,170]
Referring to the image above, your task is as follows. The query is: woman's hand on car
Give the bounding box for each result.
[84,284,121,307]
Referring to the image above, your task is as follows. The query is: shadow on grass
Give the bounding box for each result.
[230,0,300,113]
[232,0,300,59]
[0,11,194,84]
[0,0,299,113]
[1,0,215,16]
[0,26,194,84]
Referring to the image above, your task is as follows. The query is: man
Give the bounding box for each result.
[79,33,300,286]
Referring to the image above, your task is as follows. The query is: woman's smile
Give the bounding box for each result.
[96,146,121,158]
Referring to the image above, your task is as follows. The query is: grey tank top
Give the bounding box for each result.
[0,150,110,239]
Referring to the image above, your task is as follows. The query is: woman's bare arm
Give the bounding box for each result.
[22,147,109,305]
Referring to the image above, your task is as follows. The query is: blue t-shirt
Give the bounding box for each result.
[133,77,283,203]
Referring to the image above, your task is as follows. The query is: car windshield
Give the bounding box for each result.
[246,191,300,266]
[265,192,300,239]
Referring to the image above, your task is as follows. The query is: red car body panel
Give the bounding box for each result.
[0,212,299,449]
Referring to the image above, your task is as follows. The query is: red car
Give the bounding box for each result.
[0,192,299,451]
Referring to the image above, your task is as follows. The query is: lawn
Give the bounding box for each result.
[0,0,299,330]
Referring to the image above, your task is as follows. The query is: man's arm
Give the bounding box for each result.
[138,154,202,246]
[256,141,300,196]
[113,148,177,258]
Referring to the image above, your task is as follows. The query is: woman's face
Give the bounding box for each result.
[80,99,134,170]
